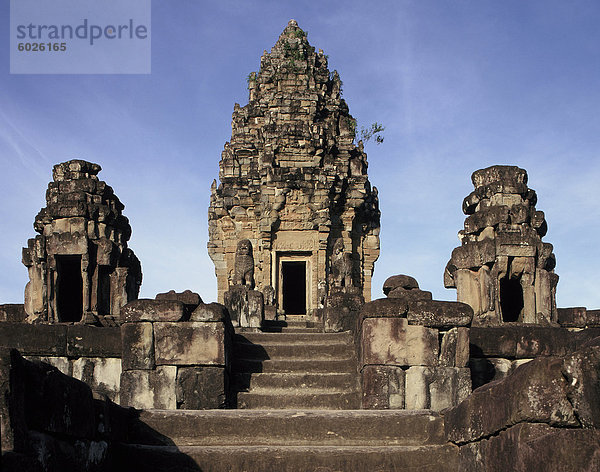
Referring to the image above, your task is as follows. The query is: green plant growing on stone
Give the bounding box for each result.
[359,122,385,145]
[246,72,257,89]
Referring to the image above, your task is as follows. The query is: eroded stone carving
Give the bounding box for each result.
[445,165,558,326]
[22,160,141,324]
[234,239,255,288]
[331,238,353,289]
[207,20,380,318]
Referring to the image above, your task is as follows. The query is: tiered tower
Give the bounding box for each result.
[208,20,380,318]
[22,160,141,324]
[444,165,558,325]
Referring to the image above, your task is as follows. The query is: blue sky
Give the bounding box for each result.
[1,0,599,309]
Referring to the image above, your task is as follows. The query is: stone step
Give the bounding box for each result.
[129,409,447,447]
[236,331,353,344]
[231,357,356,374]
[233,340,354,360]
[115,443,459,472]
[247,372,358,390]
[236,389,361,409]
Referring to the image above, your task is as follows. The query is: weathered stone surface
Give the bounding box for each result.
[469,326,599,359]
[0,323,67,356]
[324,291,363,332]
[72,357,121,403]
[388,288,432,301]
[176,366,228,409]
[439,327,470,367]
[190,302,229,322]
[382,275,419,295]
[562,338,600,428]
[207,20,380,315]
[22,431,110,472]
[457,423,600,472]
[66,325,121,357]
[121,299,186,322]
[469,357,512,389]
[154,322,227,366]
[446,165,558,326]
[0,304,27,322]
[445,357,579,443]
[359,298,408,322]
[557,306,587,328]
[224,285,263,328]
[405,366,471,411]
[361,365,405,409]
[17,354,95,439]
[407,300,473,328]
[22,159,141,323]
[121,322,154,370]
[155,290,202,314]
[120,366,177,409]
[361,317,438,367]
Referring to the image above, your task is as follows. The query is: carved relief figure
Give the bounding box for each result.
[234,239,255,288]
[331,238,353,289]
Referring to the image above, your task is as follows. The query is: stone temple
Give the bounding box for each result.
[208,19,380,321]
[1,20,600,472]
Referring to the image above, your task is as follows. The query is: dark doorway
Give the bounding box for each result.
[500,276,523,322]
[97,266,112,315]
[56,255,83,322]
[282,261,306,315]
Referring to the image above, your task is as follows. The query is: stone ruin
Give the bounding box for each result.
[1,20,600,472]
[208,19,380,325]
[21,160,142,325]
[445,165,558,326]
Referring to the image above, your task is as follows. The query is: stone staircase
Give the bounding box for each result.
[232,321,360,409]
[116,409,458,471]
[114,322,459,470]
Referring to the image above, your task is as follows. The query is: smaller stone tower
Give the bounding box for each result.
[444,165,558,326]
[22,160,142,324]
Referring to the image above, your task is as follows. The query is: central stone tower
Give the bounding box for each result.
[208,20,380,319]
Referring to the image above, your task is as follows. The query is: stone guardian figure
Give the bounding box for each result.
[234,239,255,289]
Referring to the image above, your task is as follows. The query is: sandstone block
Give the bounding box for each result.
[361,317,438,367]
[388,288,432,301]
[557,307,587,328]
[72,357,121,403]
[407,300,473,328]
[405,366,471,411]
[66,325,121,357]
[457,423,600,472]
[470,326,574,359]
[361,365,405,409]
[176,366,228,409]
[120,366,177,409]
[0,304,27,322]
[439,327,470,367]
[16,354,95,439]
[450,239,495,270]
[382,275,419,295]
[324,291,363,332]
[359,298,408,323]
[121,299,186,322]
[445,357,579,443]
[469,357,512,389]
[561,338,600,428]
[0,323,67,356]
[190,302,229,322]
[121,322,154,371]
[154,322,227,366]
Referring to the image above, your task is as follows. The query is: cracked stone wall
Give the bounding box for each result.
[22,160,142,324]
[444,165,558,326]
[208,20,380,317]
